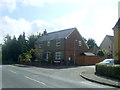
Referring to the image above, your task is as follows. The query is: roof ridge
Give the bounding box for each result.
[36,27,77,43]
[113,18,120,30]
[106,35,113,37]
[46,27,76,35]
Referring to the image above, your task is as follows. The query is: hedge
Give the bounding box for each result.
[95,63,120,79]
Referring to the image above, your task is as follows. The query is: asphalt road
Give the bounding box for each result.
[1,65,117,88]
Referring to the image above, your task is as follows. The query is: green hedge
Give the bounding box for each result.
[95,63,120,79]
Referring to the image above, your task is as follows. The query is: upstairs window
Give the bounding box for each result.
[47,41,50,46]
[79,41,82,46]
[55,52,62,60]
[56,41,61,47]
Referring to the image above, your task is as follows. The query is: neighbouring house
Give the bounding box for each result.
[112,18,120,63]
[100,35,114,58]
[88,45,100,55]
[35,27,89,65]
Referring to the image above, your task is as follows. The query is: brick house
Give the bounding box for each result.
[35,27,88,65]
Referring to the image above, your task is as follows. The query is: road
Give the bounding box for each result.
[1,65,117,88]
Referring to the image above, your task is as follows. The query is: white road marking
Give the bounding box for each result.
[25,76,46,85]
[8,70,17,74]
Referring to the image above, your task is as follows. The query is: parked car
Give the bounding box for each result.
[100,59,114,64]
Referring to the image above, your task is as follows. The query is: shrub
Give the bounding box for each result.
[95,63,120,79]
[18,53,32,62]
[25,53,32,60]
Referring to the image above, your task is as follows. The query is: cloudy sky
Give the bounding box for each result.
[0,0,119,45]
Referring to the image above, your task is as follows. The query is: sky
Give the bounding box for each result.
[0,0,119,46]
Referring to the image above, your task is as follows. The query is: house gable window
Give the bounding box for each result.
[79,41,82,46]
[55,52,62,60]
[56,41,61,47]
[47,41,50,46]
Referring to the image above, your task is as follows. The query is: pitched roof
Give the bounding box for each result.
[100,35,114,48]
[36,27,76,43]
[89,45,99,54]
[106,35,114,42]
[113,18,120,30]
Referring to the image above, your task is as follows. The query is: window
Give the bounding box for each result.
[56,41,61,47]
[47,41,50,46]
[78,41,82,46]
[109,45,111,49]
[39,53,42,59]
[55,52,62,60]
[39,43,42,48]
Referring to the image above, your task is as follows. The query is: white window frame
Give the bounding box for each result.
[55,52,62,60]
[79,41,82,46]
[56,41,61,47]
[47,41,50,46]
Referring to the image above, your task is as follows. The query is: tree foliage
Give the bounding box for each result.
[87,38,98,49]
[2,32,41,64]
[97,50,105,56]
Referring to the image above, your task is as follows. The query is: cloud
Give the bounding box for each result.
[53,10,87,29]
[0,0,62,12]
[0,0,16,12]
[93,6,118,45]
[0,0,110,12]
[0,16,31,42]
[0,16,59,43]
[52,2,118,46]
[20,0,61,6]
[1,0,119,45]
[118,1,120,18]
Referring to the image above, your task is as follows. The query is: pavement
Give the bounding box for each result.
[80,69,120,88]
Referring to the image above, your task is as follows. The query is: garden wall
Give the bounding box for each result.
[76,56,105,65]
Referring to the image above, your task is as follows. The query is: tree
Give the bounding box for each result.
[2,32,42,64]
[87,38,98,49]
[27,33,41,50]
[2,35,20,63]
[18,32,28,53]
[97,50,105,56]
[2,34,12,63]
[10,36,20,62]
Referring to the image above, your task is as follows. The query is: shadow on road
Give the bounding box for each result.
[12,64,80,69]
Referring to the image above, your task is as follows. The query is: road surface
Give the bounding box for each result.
[1,65,117,89]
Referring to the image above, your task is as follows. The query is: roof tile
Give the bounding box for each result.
[36,27,76,43]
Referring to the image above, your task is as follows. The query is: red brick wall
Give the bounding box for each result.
[64,29,88,61]
[76,56,105,65]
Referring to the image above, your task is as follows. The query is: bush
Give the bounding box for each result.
[95,63,120,79]
[18,53,32,62]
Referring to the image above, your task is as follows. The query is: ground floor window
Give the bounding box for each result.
[55,52,62,60]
